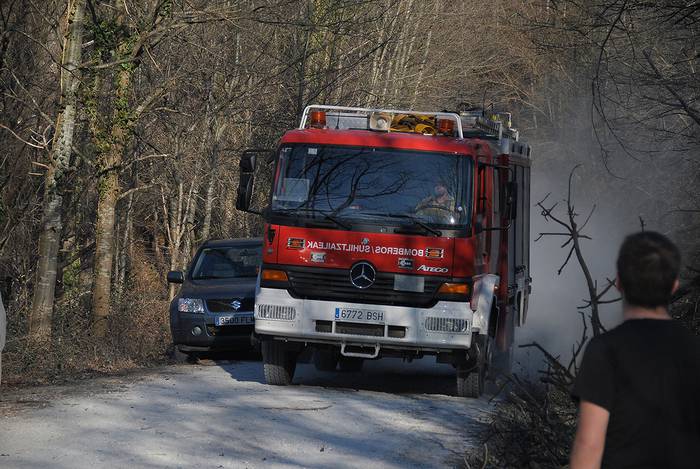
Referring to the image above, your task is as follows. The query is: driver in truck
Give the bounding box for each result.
[415,182,455,223]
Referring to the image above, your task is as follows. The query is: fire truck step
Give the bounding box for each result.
[341,343,380,359]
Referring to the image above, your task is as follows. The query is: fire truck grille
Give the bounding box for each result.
[285,266,443,308]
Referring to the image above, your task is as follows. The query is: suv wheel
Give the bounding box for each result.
[262,340,296,385]
[172,346,199,364]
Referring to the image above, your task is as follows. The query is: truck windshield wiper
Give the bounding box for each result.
[274,208,351,230]
[362,212,442,237]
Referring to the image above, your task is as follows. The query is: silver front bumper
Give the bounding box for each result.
[254,287,474,351]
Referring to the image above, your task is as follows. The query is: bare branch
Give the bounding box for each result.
[0,124,48,149]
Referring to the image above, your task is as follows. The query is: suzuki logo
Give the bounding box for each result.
[230,299,242,310]
[350,261,376,289]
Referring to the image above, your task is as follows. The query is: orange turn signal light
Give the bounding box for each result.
[287,237,305,249]
[261,269,289,282]
[437,118,455,135]
[426,248,444,258]
[309,110,326,128]
[438,283,470,295]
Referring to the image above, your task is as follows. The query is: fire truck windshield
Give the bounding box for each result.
[270,144,471,229]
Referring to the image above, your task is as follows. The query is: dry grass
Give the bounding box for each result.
[464,376,576,469]
[2,256,171,387]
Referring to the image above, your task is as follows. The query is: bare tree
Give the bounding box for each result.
[534,165,620,337]
[29,0,86,338]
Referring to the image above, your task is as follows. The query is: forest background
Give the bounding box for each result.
[0,0,698,408]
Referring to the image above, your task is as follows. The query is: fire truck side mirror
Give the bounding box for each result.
[240,152,257,172]
[236,153,257,212]
[236,172,254,212]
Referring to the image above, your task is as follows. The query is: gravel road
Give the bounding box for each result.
[0,356,493,468]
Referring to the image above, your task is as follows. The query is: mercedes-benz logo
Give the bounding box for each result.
[350,261,376,289]
[230,299,242,311]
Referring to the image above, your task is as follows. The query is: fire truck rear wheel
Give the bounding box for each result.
[313,349,339,371]
[262,340,296,385]
[338,356,364,372]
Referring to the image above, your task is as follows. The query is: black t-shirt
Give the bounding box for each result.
[572,319,700,468]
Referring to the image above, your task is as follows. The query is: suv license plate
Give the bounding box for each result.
[334,307,385,323]
[216,314,254,326]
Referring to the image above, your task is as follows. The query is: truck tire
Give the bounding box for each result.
[262,340,296,385]
[338,357,364,372]
[456,334,489,398]
[313,349,339,371]
[456,366,484,398]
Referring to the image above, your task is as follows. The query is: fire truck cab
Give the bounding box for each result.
[237,105,531,397]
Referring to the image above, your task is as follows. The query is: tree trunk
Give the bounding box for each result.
[91,62,130,337]
[29,0,86,338]
[200,123,225,241]
[182,183,198,269]
[199,88,220,242]
[91,153,120,337]
[165,176,184,301]
[115,191,133,298]
[200,170,216,241]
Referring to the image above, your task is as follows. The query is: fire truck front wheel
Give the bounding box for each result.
[456,366,485,398]
[262,340,297,385]
[456,335,489,398]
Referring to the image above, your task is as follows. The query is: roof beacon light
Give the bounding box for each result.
[437,118,455,136]
[309,110,326,129]
[369,112,392,132]
[299,105,466,139]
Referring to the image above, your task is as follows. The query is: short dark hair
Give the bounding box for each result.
[616,231,681,308]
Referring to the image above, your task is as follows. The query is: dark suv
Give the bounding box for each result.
[167,238,262,356]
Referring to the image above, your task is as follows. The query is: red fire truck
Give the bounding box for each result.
[236,105,531,397]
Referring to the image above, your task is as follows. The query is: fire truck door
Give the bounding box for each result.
[489,169,501,273]
[475,164,488,271]
[512,165,530,326]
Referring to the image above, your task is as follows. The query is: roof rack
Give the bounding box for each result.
[300,105,465,139]
[299,105,528,158]
[459,110,520,142]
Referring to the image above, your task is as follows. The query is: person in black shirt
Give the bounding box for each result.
[570,231,700,469]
